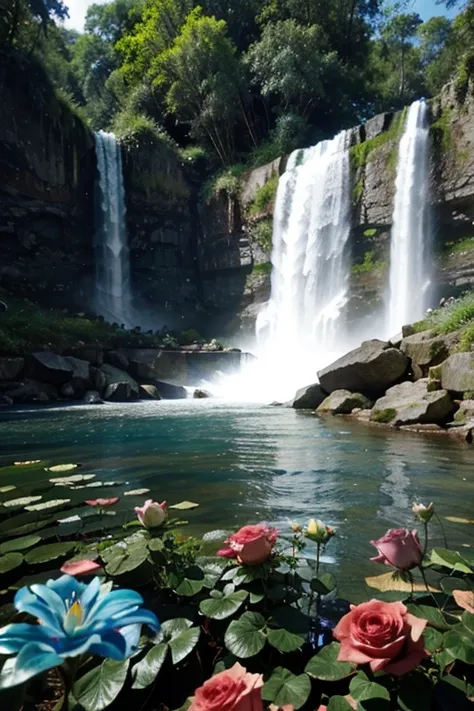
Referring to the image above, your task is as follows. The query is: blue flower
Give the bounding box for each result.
[0,575,159,689]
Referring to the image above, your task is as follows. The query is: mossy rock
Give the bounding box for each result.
[371,408,397,423]
[25,541,77,566]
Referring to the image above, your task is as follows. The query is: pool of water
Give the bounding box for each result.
[1,400,473,599]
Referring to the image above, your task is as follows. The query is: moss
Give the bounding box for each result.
[430,108,453,153]
[352,251,385,276]
[251,262,272,275]
[454,52,474,103]
[463,391,474,400]
[446,237,474,254]
[247,174,279,216]
[350,108,407,170]
[353,177,364,202]
[458,323,474,352]
[372,408,397,423]
[203,164,247,202]
[363,228,377,238]
[251,218,273,251]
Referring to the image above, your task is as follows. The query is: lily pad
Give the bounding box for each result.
[71,481,121,489]
[58,515,82,524]
[50,474,95,485]
[25,499,71,512]
[0,486,16,494]
[0,552,24,576]
[25,541,76,565]
[3,496,42,508]
[124,489,151,496]
[169,501,199,510]
[0,535,41,555]
[445,516,474,524]
[14,460,41,466]
[45,464,79,473]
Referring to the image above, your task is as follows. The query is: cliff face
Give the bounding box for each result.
[0,55,96,310]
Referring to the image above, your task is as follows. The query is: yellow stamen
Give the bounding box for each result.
[65,601,83,631]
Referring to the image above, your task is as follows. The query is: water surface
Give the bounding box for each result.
[1,400,473,599]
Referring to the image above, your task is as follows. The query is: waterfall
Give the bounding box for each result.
[256,131,352,386]
[387,101,431,335]
[94,130,132,325]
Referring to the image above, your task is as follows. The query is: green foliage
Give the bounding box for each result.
[350,109,407,170]
[363,228,377,238]
[446,237,474,254]
[417,293,474,337]
[248,174,279,215]
[459,323,474,352]
[352,251,385,276]
[251,219,273,252]
[430,108,453,152]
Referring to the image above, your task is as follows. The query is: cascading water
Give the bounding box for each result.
[94,130,132,325]
[387,100,431,336]
[218,131,353,402]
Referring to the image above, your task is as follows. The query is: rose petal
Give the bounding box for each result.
[60,559,102,576]
[453,589,474,614]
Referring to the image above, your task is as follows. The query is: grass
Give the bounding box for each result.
[251,262,272,275]
[459,323,474,352]
[0,299,159,356]
[445,237,474,254]
[350,108,407,170]
[411,293,474,351]
[247,175,279,216]
[250,218,273,251]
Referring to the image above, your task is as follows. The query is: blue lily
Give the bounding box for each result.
[0,575,159,689]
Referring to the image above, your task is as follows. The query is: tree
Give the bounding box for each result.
[380,12,423,102]
[85,0,144,43]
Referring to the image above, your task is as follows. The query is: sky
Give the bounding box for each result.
[62,0,457,32]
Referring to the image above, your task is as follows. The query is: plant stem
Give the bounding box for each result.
[423,521,429,556]
[418,565,442,610]
[434,512,449,549]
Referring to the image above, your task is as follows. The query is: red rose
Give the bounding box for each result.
[333,599,427,675]
[217,524,277,566]
[370,528,423,570]
[189,662,263,711]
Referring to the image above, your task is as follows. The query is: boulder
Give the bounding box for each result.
[441,352,474,394]
[60,382,75,399]
[67,347,103,367]
[90,366,107,393]
[139,384,161,400]
[83,390,102,404]
[317,340,408,396]
[64,357,91,393]
[290,383,327,409]
[370,380,456,426]
[400,330,459,378]
[104,382,139,402]
[5,379,58,404]
[151,380,188,400]
[25,352,73,386]
[448,419,474,443]
[453,400,474,423]
[119,349,188,385]
[0,357,24,381]
[317,390,372,415]
[194,388,212,399]
[105,350,130,371]
[100,364,139,395]
[0,395,13,407]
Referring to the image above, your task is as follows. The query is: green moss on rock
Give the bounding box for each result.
[371,408,397,423]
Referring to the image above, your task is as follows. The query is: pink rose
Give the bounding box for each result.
[334,599,427,675]
[135,499,167,529]
[217,524,277,566]
[370,528,423,570]
[189,662,263,711]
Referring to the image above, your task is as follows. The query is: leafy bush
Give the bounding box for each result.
[415,293,474,336]
[352,251,385,276]
[251,218,273,251]
[248,174,279,216]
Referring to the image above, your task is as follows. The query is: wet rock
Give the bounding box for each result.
[0,357,24,381]
[290,383,327,409]
[106,351,130,371]
[104,382,139,402]
[441,352,474,394]
[100,364,139,396]
[194,388,212,399]
[453,400,474,423]
[5,379,58,403]
[83,390,102,404]
[25,352,73,386]
[370,379,456,426]
[318,340,408,396]
[90,366,107,393]
[139,384,161,400]
[64,356,91,393]
[60,382,75,399]
[68,347,104,367]
[448,418,474,443]
[317,390,372,415]
[150,380,187,400]
[400,330,459,378]
[0,395,13,407]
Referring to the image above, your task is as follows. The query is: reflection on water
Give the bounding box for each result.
[0,400,473,599]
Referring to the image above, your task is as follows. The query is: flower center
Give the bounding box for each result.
[64,600,84,634]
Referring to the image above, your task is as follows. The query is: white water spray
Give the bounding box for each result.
[94,131,132,325]
[218,132,353,402]
[387,101,431,335]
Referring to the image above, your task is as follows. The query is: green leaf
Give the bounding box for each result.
[161,618,193,640]
[406,604,455,630]
[200,590,248,620]
[350,672,390,711]
[310,572,336,595]
[3,496,42,508]
[433,648,455,672]
[262,668,311,710]
[70,659,129,711]
[327,698,353,711]
[169,501,199,510]
[250,592,264,604]
[423,626,443,652]
[0,535,40,555]
[398,671,434,711]
[225,611,267,658]
[103,540,150,580]
[305,642,356,681]
[267,627,305,653]
[443,628,474,663]
[272,605,311,634]
[25,499,71,512]
[431,548,473,574]
[0,552,23,576]
[46,464,78,473]
[175,578,204,596]
[169,627,200,665]
[0,486,16,494]
[462,611,474,635]
[132,643,168,689]
[25,542,75,565]
[50,474,94,484]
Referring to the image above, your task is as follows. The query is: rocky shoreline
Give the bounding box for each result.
[289,330,474,443]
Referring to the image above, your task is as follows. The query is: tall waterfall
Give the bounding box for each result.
[387,101,431,335]
[94,131,132,325]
